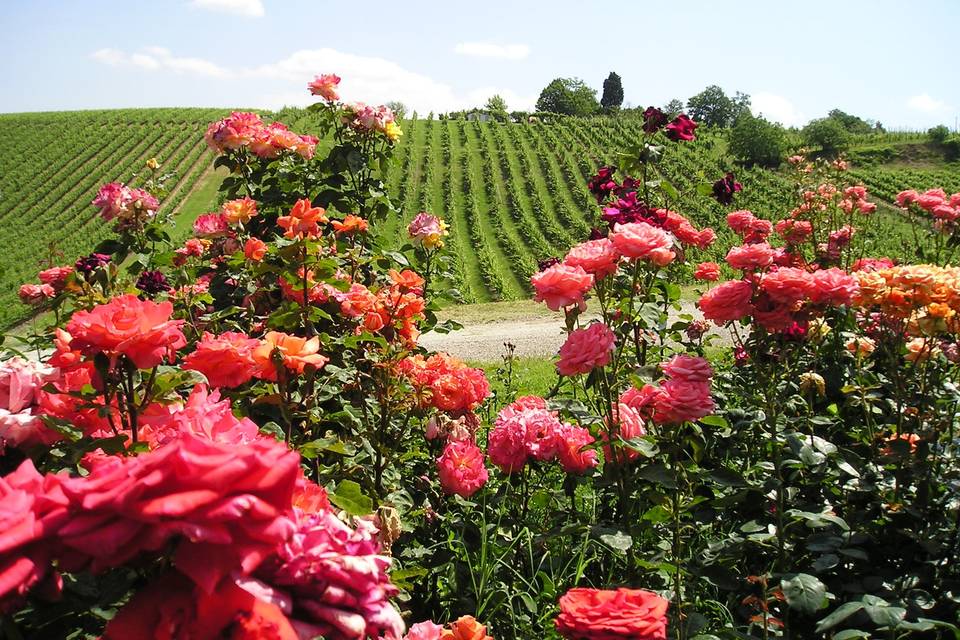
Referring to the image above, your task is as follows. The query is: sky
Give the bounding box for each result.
[1,0,957,130]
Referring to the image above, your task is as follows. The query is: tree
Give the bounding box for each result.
[386,101,407,121]
[827,108,873,134]
[731,92,752,123]
[485,95,508,121]
[928,124,951,144]
[728,114,786,167]
[686,85,747,128]
[663,99,685,117]
[600,72,624,111]
[535,78,599,116]
[802,117,850,155]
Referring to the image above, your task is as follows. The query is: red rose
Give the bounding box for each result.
[555,587,669,639]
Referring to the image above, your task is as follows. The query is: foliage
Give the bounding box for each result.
[536,77,599,117]
[728,114,787,167]
[928,124,951,144]
[803,117,851,155]
[827,108,879,134]
[485,95,509,121]
[686,85,750,128]
[600,72,624,112]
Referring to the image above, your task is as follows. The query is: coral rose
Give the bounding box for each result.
[557,425,599,474]
[183,332,261,388]
[532,263,594,311]
[277,198,328,240]
[761,267,814,305]
[609,222,674,262]
[564,238,621,279]
[405,621,444,640]
[698,280,754,325]
[437,440,488,498]
[555,587,669,640]
[244,237,267,261]
[809,268,858,306]
[693,262,720,281]
[308,73,341,102]
[557,323,616,376]
[726,242,775,271]
[66,295,186,369]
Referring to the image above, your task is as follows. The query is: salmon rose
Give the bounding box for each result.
[532,263,594,311]
[555,587,669,640]
[66,295,186,369]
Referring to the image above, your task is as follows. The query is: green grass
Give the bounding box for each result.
[471,356,558,403]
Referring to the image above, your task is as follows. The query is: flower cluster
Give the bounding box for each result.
[621,355,715,426]
[204,111,318,159]
[336,270,427,345]
[487,396,598,475]
[854,264,960,334]
[399,353,491,414]
[91,182,159,222]
[897,188,960,231]
[342,102,403,142]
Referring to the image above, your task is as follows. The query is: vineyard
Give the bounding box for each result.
[0,109,226,329]
[1,109,958,326]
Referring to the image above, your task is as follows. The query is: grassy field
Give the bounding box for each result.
[1,108,957,330]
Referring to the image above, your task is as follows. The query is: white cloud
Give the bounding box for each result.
[453,42,530,60]
[750,92,806,127]
[907,93,949,113]
[91,45,532,113]
[90,46,232,78]
[189,0,264,17]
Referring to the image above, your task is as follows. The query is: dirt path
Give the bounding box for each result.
[419,299,729,362]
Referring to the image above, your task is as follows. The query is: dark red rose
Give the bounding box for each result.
[588,166,618,203]
[712,172,743,205]
[538,257,561,271]
[642,107,668,134]
[665,114,698,142]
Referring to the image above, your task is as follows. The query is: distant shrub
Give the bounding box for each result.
[727,114,786,167]
[928,124,951,144]
[803,117,850,156]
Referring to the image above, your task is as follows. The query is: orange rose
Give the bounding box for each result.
[441,616,493,640]
[277,198,328,240]
[244,237,267,261]
[331,214,369,235]
[252,331,328,379]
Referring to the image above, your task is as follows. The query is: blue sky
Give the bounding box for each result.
[1,0,957,130]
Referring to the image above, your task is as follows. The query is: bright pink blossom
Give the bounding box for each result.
[698,280,754,324]
[557,323,616,376]
[437,440,488,497]
[564,238,621,278]
[609,222,674,263]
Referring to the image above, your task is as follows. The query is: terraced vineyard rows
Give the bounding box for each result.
[0,109,227,328]
[3,109,957,329]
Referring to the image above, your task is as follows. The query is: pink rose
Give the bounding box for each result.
[609,221,674,262]
[698,280,754,324]
[564,238,621,278]
[38,266,73,292]
[654,379,715,424]
[602,403,645,465]
[809,268,858,306]
[18,284,55,305]
[405,621,444,640]
[660,354,713,383]
[532,263,594,311]
[307,73,341,102]
[192,212,230,238]
[437,440,488,497]
[557,323,616,376]
[761,267,814,305]
[182,332,261,388]
[487,415,530,473]
[726,210,756,235]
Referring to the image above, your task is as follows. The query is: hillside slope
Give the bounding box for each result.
[1,109,956,328]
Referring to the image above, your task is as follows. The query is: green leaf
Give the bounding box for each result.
[328,480,373,516]
[698,415,728,428]
[781,573,828,614]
